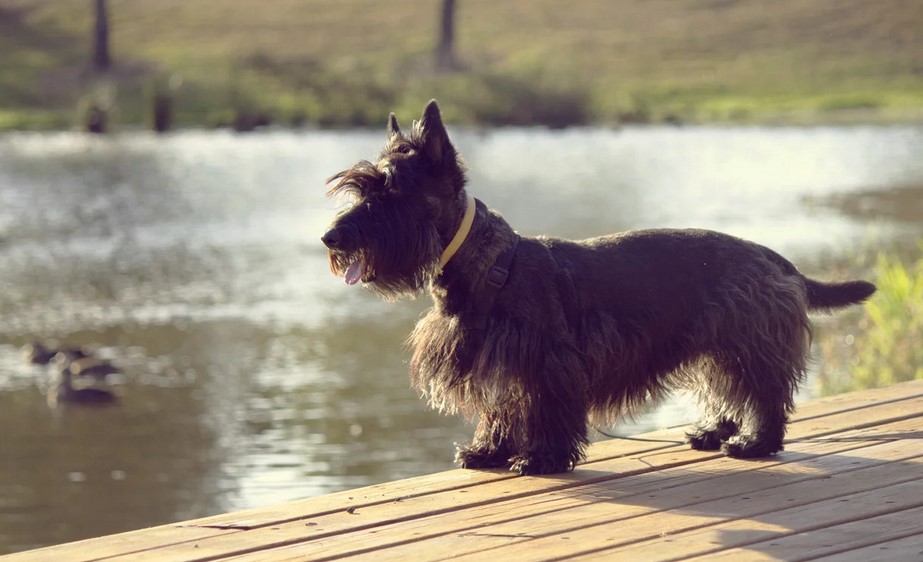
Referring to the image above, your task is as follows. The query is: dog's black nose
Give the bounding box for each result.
[321,228,341,249]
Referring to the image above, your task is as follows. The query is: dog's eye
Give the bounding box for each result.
[395,145,413,155]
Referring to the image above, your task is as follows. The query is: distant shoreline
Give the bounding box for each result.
[2,105,922,134]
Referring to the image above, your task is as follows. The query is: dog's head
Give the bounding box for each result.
[322,100,469,299]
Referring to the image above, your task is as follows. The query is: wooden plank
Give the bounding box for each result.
[0,432,680,562]
[178,429,690,530]
[230,470,923,562]
[5,381,921,562]
[569,480,923,561]
[198,386,923,531]
[0,527,233,562]
[810,532,923,561]
[132,418,921,562]
[50,396,923,562]
[153,381,923,533]
[787,379,923,420]
[170,379,923,530]
[331,435,923,562]
[681,505,923,561]
[101,453,702,562]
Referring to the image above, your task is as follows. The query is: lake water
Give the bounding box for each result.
[1,125,921,553]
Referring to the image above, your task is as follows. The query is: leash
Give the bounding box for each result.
[595,428,685,444]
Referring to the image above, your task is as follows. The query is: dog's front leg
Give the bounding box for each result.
[504,362,590,476]
[508,400,589,476]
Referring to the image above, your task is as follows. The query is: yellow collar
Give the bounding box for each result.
[438,194,476,271]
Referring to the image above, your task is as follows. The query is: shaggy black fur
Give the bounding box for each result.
[322,100,877,476]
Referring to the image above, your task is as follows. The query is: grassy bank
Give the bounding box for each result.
[2,0,922,130]
[817,246,923,395]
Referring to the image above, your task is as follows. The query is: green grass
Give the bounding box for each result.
[1,0,922,129]
[817,246,923,395]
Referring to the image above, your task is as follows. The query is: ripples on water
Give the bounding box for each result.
[0,126,921,552]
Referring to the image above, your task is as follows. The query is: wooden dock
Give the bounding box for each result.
[5,379,923,561]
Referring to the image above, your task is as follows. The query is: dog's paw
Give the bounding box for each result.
[721,434,783,458]
[687,420,740,451]
[455,445,510,469]
[508,454,574,476]
[686,430,724,451]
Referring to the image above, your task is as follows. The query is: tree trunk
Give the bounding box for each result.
[92,0,110,72]
[435,0,457,72]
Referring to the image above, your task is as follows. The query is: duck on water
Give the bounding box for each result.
[23,341,121,406]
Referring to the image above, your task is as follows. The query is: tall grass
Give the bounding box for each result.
[818,246,923,394]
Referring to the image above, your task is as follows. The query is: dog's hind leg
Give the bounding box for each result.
[722,397,789,458]
[686,359,743,450]
[719,341,806,459]
[704,274,810,458]
[456,412,515,469]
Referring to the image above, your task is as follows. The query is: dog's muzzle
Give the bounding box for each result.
[321,225,368,285]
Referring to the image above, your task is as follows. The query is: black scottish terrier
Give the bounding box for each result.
[321,100,876,476]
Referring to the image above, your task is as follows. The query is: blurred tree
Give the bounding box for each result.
[151,87,172,133]
[435,0,457,72]
[92,0,110,71]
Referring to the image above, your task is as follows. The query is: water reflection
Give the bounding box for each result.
[0,125,921,552]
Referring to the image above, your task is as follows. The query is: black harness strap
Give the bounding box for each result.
[469,235,520,330]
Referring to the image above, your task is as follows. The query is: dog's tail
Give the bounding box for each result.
[804,278,876,311]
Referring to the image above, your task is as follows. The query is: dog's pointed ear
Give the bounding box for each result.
[417,99,454,163]
[387,113,402,140]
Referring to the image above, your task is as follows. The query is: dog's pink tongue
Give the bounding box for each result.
[344,260,366,285]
